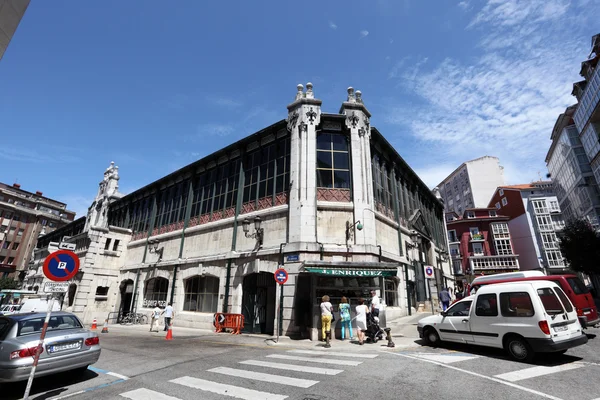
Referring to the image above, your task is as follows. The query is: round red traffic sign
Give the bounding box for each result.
[43,250,80,282]
[274,268,288,285]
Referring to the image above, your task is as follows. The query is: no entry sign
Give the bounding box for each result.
[43,250,80,282]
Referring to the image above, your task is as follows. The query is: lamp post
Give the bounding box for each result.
[243,216,264,246]
[148,239,163,260]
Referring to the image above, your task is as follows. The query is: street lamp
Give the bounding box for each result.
[148,239,164,260]
[243,216,264,246]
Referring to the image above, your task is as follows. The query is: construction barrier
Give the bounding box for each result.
[101,319,109,334]
[214,313,244,335]
[91,318,97,330]
[165,322,173,340]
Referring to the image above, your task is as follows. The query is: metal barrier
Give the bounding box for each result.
[214,312,244,335]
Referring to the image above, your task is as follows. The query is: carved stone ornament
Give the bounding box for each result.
[323,121,342,131]
[287,111,299,132]
[306,107,317,125]
[363,116,370,126]
[348,112,360,128]
[358,127,366,137]
[299,122,308,135]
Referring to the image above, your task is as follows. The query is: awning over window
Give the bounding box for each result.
[302,261,398,277]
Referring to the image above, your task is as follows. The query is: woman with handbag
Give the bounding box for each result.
[320,295,333,348]
[339,296,353,340]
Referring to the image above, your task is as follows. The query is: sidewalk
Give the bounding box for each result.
[101,320,423,351]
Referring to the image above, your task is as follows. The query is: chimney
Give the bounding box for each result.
[35,191,43,196]
[13,183,21,189]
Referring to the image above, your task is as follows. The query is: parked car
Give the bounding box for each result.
[0,304,22,316]
[470,273,599,328]
[417,280,588,362]
[0,312,101,382]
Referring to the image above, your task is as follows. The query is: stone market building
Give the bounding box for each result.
[29,85,451,340]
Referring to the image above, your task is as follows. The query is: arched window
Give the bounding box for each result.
[183,276,219,313]
[143,277,169,307]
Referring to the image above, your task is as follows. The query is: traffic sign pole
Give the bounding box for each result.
[23,297,55,400]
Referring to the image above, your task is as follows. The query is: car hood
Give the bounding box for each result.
[417,315,443,326]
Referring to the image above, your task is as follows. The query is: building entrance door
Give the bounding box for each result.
[118,279,134,320]
[242,272,276,334]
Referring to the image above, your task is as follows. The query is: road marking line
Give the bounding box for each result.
[412,353,479,364]
[120,388,182,400]
[171,376,288,400]
[240,359,343,375]
[107,371,130,380]
[494,364,585,382]
[50,390,86,399]
[266,354,362,366]
[390,352,564,400]
[287,349,378,359]
[208,366,319,388]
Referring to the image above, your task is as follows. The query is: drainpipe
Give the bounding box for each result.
[376,244,382,263]
[403,262,412,316]
[278,243,286,337]
[316,242,324,261]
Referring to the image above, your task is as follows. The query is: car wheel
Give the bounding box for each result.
[505,336,534,362]
[423,327,441,346]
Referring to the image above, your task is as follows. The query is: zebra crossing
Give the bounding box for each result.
[118,349,379,400]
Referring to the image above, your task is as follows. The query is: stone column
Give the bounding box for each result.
[287,83,322,244]
[340,88,376,246]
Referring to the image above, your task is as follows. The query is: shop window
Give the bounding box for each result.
[385,278,398,307]
[144,277,169,307]
[183,276,219,313]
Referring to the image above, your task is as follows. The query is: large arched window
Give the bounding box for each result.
[183,276,219,313]
[143,277,169,307]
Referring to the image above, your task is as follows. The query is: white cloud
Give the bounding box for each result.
[196,123,234,137]
[360,30,369,38]
[329,21,337,30]
[61,195,93,219]
[415,164,459,188]
[387,0,599,186]
[458,1,470,10]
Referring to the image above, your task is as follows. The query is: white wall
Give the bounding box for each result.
[508,213,540,271]
[467,157,506,208]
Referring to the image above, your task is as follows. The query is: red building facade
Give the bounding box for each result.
[446,208,520,278]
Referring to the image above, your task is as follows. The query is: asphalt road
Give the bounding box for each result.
[2,325,599,400]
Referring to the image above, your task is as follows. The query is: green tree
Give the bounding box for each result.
[558,218,600,274]
[0,277,18,290]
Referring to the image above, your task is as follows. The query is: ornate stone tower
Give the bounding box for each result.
[287,83,322,243]
[85,161,121,231]
[340,87,376,246]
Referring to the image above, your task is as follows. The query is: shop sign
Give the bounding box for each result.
[304,268,397,277]
[143,299,167,308]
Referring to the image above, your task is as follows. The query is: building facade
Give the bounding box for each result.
[28,85,452,340]
[489,182,567,272]
[0,0,30,61]
[446,208,519,278]
[437,156,506,215]
[0,183,75,281]
[546,105,600,227]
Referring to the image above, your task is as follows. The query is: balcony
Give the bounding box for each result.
[470,233,484,241]
[469,255,519,271]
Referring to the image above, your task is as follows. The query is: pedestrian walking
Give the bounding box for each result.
[163,303,174,331]
[338,296,353,340]
[370,290,381,322]
[355,298,369,345]
[439,287,451,311]
[320,295,333,348]
[150,305,161,332]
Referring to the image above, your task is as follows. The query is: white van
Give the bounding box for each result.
[19,298,61,313]
[417,280,588,361]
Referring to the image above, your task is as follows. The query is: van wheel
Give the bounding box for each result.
[423,327,441,347]
[505,336,534,362]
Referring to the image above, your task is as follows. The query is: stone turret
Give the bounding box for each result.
[85,162,122,231]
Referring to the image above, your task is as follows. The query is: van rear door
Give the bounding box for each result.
[565,276,598,325]
[537,286,581,342]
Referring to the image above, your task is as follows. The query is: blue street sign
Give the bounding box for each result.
[286,254,299,262]
[43,250,80,282]
[274,268,288,285]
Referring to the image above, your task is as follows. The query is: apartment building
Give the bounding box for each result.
[437,156,506,215]
[488,182,566,272]
[446,208,519,278]
[0,183,76,280]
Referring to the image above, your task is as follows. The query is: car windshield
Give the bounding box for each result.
[18,315,82,336]
[537,288,565,315]
[566,277,589,295]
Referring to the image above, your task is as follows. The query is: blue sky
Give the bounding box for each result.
[1,0,599,218]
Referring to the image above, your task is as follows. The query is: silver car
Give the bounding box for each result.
[0,312,101,382]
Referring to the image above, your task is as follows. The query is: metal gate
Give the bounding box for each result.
[241,272,275,334]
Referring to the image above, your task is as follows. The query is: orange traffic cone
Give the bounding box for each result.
[91,318,97,330]
[101,319,109,334]
[165,322,173,340]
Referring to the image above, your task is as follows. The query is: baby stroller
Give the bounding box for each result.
[365,309,385,343]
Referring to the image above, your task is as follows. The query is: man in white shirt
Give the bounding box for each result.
[370,290,381,322]
[163,303,174,331]
[150,305,161,332]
